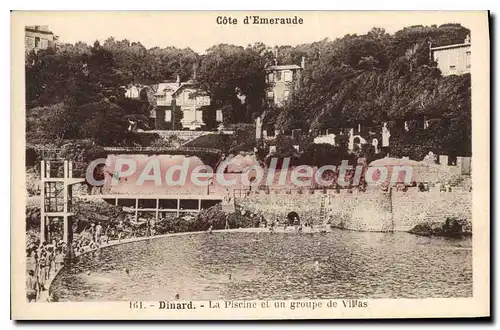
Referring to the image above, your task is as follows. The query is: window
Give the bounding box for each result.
[165,110,172,122]
[268,73,274,83]
[283,90,290,100]
[276,71,282,81]
[465,51,471,69]
[283,71,293,82]
[216,109,223,122]
[447,52,457,71]
[267,91,274,101]
[448,155,457,166]
[267,124,276,137]
[159,94,171,104]
[34,37,40,48]
[424,119,429,130]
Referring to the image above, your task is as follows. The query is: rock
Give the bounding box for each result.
[409,218,472,237]
[408,222,442,236]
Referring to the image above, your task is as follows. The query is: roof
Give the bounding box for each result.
[154,81,198,96]
[25,26,54,35]
[430,42,471,52]
[154,82,180,96]
[265,64,302,71]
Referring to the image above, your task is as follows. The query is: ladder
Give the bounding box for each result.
[319,193,327,227]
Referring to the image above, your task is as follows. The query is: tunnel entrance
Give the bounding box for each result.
[287,211,300,225]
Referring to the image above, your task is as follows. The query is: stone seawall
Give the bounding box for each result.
[236,190,323,224]
[321,189,393,231]
[235,187,472,232]
[391,188,472,231]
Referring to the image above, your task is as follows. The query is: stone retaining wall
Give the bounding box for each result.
[391,187,472,231]
[236,190,324,224]
[236,187,472,232]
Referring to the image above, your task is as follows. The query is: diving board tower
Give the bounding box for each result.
[40,158,85,244]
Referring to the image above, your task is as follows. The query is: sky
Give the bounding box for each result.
[14,11,476,53]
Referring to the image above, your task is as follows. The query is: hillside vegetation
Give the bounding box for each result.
[26,24,471,162]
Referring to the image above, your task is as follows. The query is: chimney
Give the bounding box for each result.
[176,75,181,86]
[301,56,306,69]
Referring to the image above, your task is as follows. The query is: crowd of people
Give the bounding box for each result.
[26,238,67,302]
[250,213,316,233]
[26,217,161,302]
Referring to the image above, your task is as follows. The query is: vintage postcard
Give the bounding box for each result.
[11,11,490,320]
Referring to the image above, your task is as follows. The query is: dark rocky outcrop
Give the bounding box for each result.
[409,217,472,237]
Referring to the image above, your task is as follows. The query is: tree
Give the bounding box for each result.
[299,143,352,167]
[201,105,217,130]
[25,48,83,108]
[26,103,77,142]
[78,100,129,145]
[197,44,267,124]
[264,135,300,168]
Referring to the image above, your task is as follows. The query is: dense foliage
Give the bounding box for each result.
[275,25,471,158]
[26,23,471,160]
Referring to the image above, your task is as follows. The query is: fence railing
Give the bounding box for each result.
[139,130,234,136]
[233,187,330,198]
[103,146,222,154]
[233,184,469,198]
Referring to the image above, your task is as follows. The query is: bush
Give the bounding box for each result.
[26,169,41,196]
[125,132,162,147]
[155,214,195,234]
[194,204,256,230]
[71,198,124,232]
[26,205,41,231]
[155,204,258,234]
[184,134,232,152]
[299,143,352,167]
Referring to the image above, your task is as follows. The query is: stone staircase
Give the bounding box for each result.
[179,133,208,147]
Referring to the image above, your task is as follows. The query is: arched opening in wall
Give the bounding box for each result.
[287,211,300,225]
